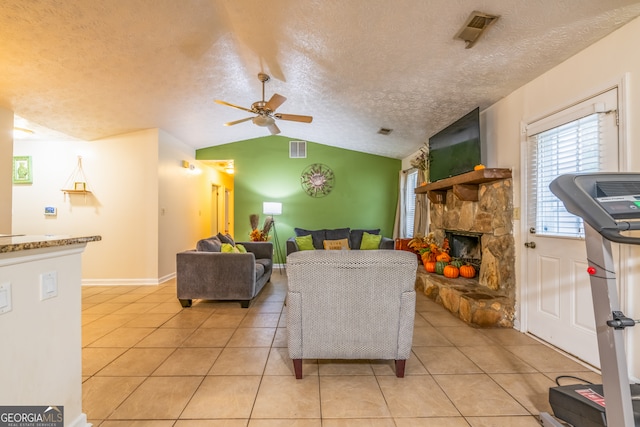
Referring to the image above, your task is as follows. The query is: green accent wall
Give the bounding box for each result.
[197,135,400,262]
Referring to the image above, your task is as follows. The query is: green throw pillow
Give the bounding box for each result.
[221,243,240,253]
[360,232,382,250]
[295,234,315,251]
[236,244,247,253]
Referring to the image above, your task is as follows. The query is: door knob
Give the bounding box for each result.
[524,242,536,248]
[529,227,536,234]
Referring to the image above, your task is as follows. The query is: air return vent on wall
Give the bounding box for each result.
[290,141,307,158]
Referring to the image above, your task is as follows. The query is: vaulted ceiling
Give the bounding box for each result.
[2,1,640,159]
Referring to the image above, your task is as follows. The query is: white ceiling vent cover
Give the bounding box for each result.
[454,11,500,49]
[290,141,307,158]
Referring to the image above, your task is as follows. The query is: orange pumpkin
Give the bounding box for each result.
[443,265,460,278]
[424,261,437,273]
[459,264,476,278]
[436,252,451,263]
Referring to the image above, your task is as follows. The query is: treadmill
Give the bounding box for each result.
[540,173,640,427]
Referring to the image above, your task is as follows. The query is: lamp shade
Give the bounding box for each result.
[263,202,282,215]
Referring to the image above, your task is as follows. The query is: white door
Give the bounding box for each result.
[524,88,619,368]
[211,185,220,235]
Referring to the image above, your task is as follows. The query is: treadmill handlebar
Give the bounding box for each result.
[600,228,640,245]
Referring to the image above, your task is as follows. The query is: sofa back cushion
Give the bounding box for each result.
[350,229,381,250]
[196,236,222,252]
[294,228,326,249]
[217,232,236,246]
[325,228,350,241]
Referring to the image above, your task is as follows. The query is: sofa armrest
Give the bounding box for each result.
[177,250,257,293]
[286,238,299,256]
[379,236,394,250]
[237,241,273,259]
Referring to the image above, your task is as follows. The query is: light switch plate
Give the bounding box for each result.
[40,272,58,301]
[0,282,12,314]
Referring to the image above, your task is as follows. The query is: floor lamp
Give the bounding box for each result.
[263,202,285,274]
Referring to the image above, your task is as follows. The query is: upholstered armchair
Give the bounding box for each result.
[286,250,417,378]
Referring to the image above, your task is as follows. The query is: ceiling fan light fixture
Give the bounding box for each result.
[454,11,500,48]
[252,115,275,127]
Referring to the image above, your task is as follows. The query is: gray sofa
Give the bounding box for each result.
[286,250,418,379]
[286,227,394,255]
[176,235,273,308]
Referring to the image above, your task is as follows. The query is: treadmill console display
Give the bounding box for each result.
[595,195,640,219]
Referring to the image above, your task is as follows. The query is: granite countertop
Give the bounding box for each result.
[0,234,102,253]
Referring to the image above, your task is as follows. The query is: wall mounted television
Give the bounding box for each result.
[428,107,484,182]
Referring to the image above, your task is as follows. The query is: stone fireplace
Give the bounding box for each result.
[414,169,515,327]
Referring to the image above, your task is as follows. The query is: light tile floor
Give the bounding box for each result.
[82,273,601,426]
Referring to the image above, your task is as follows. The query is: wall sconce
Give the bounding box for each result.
[224,161,235,174]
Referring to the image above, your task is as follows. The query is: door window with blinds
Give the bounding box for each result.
[404,170,419,237]
[526,88,618,238]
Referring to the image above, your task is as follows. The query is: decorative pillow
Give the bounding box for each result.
[196,236,222,252]
[323,238,350,250]
[325,228,350,241]
[350,229,381,250]
[236,244,247,253]
[294,228,326,249]
[294,234,315,251]
[221,243,240,253]
[360,232,382,250]
[217,232,235,246]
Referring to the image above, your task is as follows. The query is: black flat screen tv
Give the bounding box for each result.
[428,107,483,182]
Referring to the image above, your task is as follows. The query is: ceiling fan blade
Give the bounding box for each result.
[224,116,254,126]
[214,99,254,113]
[274,113,313,123]
[265,93,287,112]
[268,123,281,135]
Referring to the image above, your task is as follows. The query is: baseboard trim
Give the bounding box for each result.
[82,272,175,286]
[68,412,91,427]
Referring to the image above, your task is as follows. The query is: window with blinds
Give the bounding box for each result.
[405,170,418,237]
[526,88,618,239]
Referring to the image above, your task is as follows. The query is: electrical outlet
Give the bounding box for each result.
[0,282,12,314]
[40,272,58,301]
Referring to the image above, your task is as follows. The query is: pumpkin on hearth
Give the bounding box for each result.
[434,260,448,275]
[443,264,460,278]
[436,252,451,263]
[459,264,476,278]
[424,260,437,273]
[450,259,464,269]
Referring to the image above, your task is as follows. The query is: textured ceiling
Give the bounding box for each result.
[2,1,640,159]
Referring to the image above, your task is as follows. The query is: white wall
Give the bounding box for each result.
[0,106,13,233]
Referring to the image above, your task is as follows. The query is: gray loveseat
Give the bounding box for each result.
[176,234,273,308]
[286,250,417,379]
[286,227,394,255]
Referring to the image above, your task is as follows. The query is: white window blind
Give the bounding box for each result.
[404,170,418,237]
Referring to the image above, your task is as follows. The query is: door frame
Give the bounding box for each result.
[517,76,630,346]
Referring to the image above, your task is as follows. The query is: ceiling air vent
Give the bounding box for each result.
[289,141,307,158]
[454,11,499,49]
[378,128,393,135]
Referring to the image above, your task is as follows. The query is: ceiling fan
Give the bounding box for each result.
[215,73,313,135]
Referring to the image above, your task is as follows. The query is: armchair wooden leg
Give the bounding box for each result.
[395,360,406,378]
[293,359,303,379]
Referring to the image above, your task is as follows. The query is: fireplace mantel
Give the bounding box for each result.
[415,168,512,204]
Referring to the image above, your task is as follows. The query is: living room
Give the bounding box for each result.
[2,2,640,425]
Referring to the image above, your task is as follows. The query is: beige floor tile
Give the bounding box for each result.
[146,301,184,314]
[201,312,248,328]
[466,416,543,426]
[98,347,173,376]
[252,375,321,418]
[99,421,176,427]
[435,326,495,347]
[180,375,261,419]
[154,347,222,376]
[264,347,319,377]
[479,328,541,346]
[239,313,281,328]
[109,376,202,419]
[183,327,236,347]
[504,344,592,373]
[377,375,460,417]
[318,359,374,376]
[319,376,390,418]
[209,347,270,375]
[135,327,194,347]
[369,353,428,377]
[82,347,127,376]
[420,310,467,327]
[109,293,146,303]
[88,327,155,348]
[175,421,248,427]
[393,418,469,427]
[412,326,453,347]
[321,419,395,427]
[82,302,128,315]
[413,346,482,374]
[249,420,320,427]
[272,327,287,347]
[227,327,276,347]
[490,372,558,414]
[248,301,285,314]
[124,312,176,328]
[161,310,212,328]
[113,302,160,315]
[434,374,529,416]
[136,293,178,303]
[82,376,145,419]
[458,346,537,373]
[542,370,602,385]
[81,313,104,325]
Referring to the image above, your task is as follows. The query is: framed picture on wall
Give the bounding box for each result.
[13,156,33,184]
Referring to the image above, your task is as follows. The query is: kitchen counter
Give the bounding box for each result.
[0,234,101,253]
